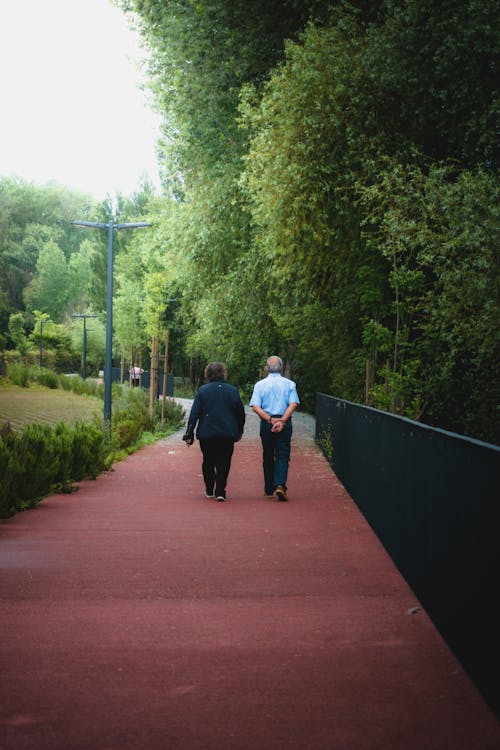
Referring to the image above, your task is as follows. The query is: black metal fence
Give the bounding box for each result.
[111,368,174,397]
[315,393,500,717]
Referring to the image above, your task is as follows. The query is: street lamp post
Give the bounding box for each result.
[72,313,97,380]
[71,220,151,424]
[39,319,44,368]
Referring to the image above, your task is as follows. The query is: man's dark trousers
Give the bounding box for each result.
[199,437,235,497]
[259,420,292,494]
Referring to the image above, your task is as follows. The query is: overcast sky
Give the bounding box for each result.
[0,0,162,200]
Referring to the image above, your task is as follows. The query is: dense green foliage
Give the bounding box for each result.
[6,363,105,396]
[120,0,498,441]
[0,176,161,375]
[239,12,498,435]
[0,179,93,323]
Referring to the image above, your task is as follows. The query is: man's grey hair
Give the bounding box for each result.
[266,356,283,373]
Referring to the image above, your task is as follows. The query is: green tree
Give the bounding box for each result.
[24,241,71,322]
[70,314,106,377]
[0,177,93,317]
[119,0,345,386]
[68,240,92,312]
[360,162,500,440]
[369,0,498,167]
[8,312,28,356]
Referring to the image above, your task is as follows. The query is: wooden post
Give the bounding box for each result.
[161,329,169,422]
[384,359,390,393]
[149,337,157,415]
[365,359,371,404]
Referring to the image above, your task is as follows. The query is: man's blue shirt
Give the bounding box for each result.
[249,373,300,416]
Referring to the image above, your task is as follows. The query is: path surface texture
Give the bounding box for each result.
[1,400,499,750]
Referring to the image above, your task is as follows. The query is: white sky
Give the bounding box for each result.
[0,0,162,200]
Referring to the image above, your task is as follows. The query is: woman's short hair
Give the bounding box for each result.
[204,362,227,381]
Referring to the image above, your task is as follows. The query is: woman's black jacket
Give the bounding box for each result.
[187,380,245,441]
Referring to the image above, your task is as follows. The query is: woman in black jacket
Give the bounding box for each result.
[183,362,245,501]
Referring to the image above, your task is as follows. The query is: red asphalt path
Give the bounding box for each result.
[1,402,499,750]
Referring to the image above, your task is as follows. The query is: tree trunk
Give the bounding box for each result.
[149,337,157,415]
[365,359,372,404]
[161,330,169,422]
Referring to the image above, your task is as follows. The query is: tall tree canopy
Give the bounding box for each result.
[0,178,94,326]
[120,0,498,441]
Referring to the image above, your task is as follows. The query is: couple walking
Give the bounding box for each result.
[182,356,300,502]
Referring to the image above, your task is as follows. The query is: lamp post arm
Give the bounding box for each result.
[115,222,152,230]
[71,220,108,229]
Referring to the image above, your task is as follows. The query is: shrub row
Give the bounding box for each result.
[0,420,107,518]
[0,375,186,518]
[111,386,185,450]
[3,348,81,373]
[7,363,105,398]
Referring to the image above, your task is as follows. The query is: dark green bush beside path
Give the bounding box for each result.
[0,420,106,518]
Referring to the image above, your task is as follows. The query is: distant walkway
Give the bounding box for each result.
[1,400,498,749]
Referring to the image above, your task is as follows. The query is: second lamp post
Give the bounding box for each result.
[71,219,151,424]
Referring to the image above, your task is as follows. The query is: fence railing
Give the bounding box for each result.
[315,393,500,717]
[110,368,174,397]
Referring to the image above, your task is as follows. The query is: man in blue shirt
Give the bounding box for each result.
[249,355,300,502]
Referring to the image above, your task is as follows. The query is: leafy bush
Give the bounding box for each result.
[6,362,105,399]
[58,374,73,391]
[30,366,59,389]
[159,397,185,428]
[110,387,184,449]
[115,418,143,449]
[61,375,103,398]
[173,382,196,399]
[0,424,16,517]
[69,421,107,480]
[54,349,80,373]
[112,387,151,448]
[8,363,30,387]
[0,419,106,518]
[9,423,66,508]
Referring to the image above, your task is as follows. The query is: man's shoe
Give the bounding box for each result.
[275,485,288,502]
[204,491,215,498]
[216,495,227,502]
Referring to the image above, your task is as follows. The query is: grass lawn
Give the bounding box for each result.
[0,383,102,431]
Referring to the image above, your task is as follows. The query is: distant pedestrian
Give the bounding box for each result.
[130,364,143,387]
[249,355,300,502]
[183,362,245,502]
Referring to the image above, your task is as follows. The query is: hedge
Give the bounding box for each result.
[0,421,106,518]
